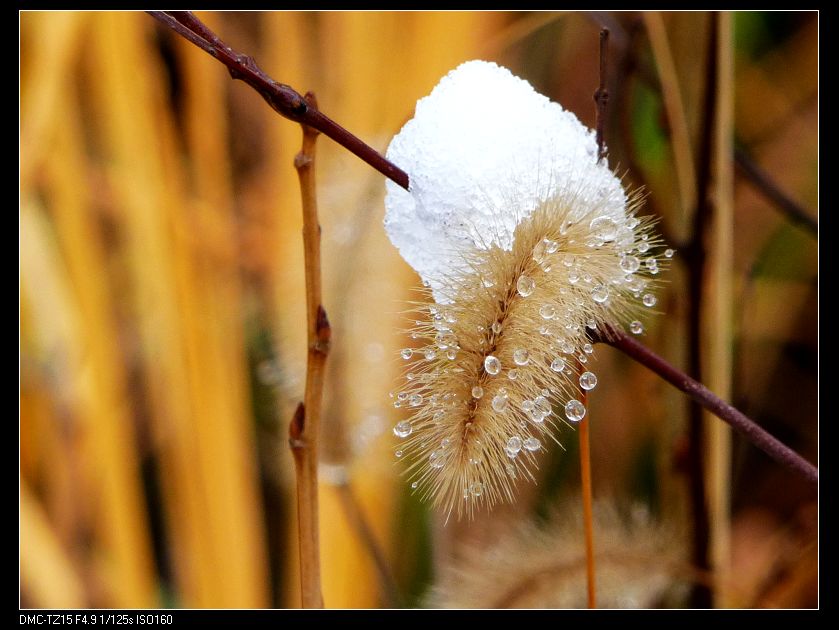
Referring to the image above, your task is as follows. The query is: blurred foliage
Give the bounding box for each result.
[20,11,817,609]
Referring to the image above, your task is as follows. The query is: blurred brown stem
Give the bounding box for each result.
[594,28,610,162]
[146,11,409,190]
[591,325,817,485]
[288,92,330,609]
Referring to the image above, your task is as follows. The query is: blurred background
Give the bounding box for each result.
[20,11,817,608]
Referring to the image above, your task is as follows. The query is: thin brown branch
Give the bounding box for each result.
[591,325,817,485]
[594,28,610,162]
[734,147,818,235]
[289,92,330,609]
[146,11,410,190]
[578,385,596,609]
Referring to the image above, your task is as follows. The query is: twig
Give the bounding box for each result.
[578,386,596,609]
[734,147,818,235]
[289,92,330,609]
[335,481,405,608]
[146,11,410,190]
[594,28,610,162]
[591,325,817,485]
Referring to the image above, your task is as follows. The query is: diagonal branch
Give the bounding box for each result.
[591,325,817,485]
[146,11,410,190]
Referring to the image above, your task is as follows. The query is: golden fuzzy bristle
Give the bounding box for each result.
[392,189,668,519]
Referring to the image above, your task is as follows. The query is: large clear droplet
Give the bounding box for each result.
[491,393,509,412]
[620,255,641,273]
[664,248,675,258]
[408,394,423,407]
[579,371,598,391]
[630,320,644,335]
[506,436,522,456]
[470,482,483,497]
[471,385,484,399]
[523,437,541,452]
[565,399,587,422]
[484,355,501,375]
[545,239,559,254]
[517,275,536,297]
[539,304,556,320]
[591,284,609,303]
[401,348,413,360]
[429,449,445,469]
[550,357,566,372]
[393,421,412,438]
[589,216,619,241]
[642,293,657,307]
[513,348,530,366]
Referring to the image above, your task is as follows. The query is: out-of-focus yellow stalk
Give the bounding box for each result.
[20,482,86,608]
[89,12,267,607]
[43,94,158,608]
[705,11,734,609]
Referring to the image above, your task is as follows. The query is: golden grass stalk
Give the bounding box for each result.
[578,386,596,608]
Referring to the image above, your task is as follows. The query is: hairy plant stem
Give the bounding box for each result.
[288,92,330,609]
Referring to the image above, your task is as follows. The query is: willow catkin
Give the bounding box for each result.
[384,61,670,519]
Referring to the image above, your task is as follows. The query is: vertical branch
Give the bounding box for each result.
[578,385,596,609]
[594,28,610,161]
[682,13,720,608]
[289,92,330,609]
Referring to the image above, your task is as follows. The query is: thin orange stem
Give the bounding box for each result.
[579,379,596,608]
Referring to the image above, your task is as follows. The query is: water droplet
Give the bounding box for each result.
[406,373,415,381]
[523,437,541,451]
[470,482,484,497]
[433,410,445,422]
[577,353,588,364]
[424,348,436,360]
[411,481,418,489]
[397,392,408,401]
[521,399,535,412]
[630,320,644,335]
[507,369,518,381]
[393,421,412,438]
[492,393,509,412]
[491,321,502,335]
[565,399,587,422]
[628,217,640,229]
[409,394,423,407]
[472,385,484,399]
[620,255,641,273]
[484,355,501,375]
[568,270,580,284]
[446,348,458,360]
[590,216,619,241]
[517,275,536,297]
[401,348,413,360]
[642,293,657,307]
[592,284,609,303]
[563,254,575,267]
[429,449,445,468]
[637,241,650,253]
[435,331,457,350]
[441,438,451,449]
[532,240,547,263]
[586,319,597,329]
[664,248,675,258]
[395,449,403,458]
[483,277,495,288]
[513,348,530,366]
[579,371,598,390]
[506,436,522,458]
[550,357,566,372]
[545,239,559,254]
[559,339,575,354]
[539,304,556,320]
[506,463,517,477]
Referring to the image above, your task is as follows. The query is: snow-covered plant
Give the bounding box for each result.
[385,61,670,519]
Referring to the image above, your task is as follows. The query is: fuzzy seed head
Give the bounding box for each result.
[385,61,669,519]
